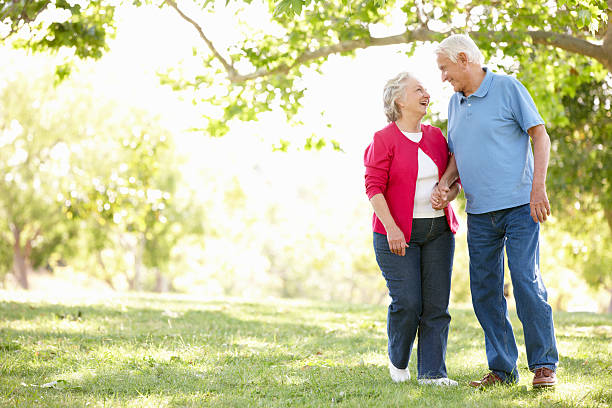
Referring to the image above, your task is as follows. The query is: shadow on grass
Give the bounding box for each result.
[1,299,611,407]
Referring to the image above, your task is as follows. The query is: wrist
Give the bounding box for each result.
[382,220,398,230]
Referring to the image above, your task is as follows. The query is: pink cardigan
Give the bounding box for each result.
[364,122,459,241]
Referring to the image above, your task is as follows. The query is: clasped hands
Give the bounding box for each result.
[430,182,453,210]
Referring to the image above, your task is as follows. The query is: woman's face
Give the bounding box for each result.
[395,77,430,119]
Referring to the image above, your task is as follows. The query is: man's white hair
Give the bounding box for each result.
[435,34,484,65]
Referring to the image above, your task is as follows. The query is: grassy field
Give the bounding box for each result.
[0,290,610,407]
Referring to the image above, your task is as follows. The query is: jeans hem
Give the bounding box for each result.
[492,369,519,384]
[529,364,557,373]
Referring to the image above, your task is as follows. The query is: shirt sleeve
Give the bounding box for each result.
[507,77,545,133]
[447,100,455,153]
[364,134,391,199]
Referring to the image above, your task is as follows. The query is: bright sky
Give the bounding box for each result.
[87,2,457,210]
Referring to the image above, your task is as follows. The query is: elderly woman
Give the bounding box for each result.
[364,72,461,385]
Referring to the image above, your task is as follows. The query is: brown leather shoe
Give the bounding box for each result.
[532,367,557,388]
[469,372,504,388]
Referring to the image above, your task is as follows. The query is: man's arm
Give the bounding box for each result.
[438,155,459,189]
[431,155,460,209]
[528,124,551,223]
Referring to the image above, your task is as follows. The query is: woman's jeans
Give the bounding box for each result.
[374,216,454,379]
[467,204,558,384]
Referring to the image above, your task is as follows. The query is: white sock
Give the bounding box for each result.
[389,361,411,382]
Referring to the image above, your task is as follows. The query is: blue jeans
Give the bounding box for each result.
[374,216,454,379]
[467,204,558,384]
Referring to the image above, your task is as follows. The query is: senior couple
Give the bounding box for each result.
[364,34,559,389]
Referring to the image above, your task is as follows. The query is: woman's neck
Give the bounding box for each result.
[395,116,421,133]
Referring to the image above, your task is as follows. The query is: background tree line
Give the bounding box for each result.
[0,0,610,310]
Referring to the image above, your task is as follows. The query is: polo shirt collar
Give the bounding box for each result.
[470,67,493,98]
[459,68,493,103]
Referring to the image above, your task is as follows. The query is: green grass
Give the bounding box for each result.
[0,291,610,407]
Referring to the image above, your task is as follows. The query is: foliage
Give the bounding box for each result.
[3,1,609,140]
[0,0,117,60]
[152,0,611,138]
[0,68,89,287]
[1,291,611,407]
[0,52,203,290]
[546,77,612,293]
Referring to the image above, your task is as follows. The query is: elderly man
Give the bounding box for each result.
[431,34,559,388]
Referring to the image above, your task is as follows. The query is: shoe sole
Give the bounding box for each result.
[533,383,556,388]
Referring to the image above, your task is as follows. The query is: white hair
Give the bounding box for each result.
[435,34,484,65]
[383,72,416,122]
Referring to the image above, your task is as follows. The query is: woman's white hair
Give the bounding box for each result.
[435,34,484,65]
[383,71,416,122]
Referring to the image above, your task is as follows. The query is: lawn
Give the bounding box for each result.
[0,290,610,407]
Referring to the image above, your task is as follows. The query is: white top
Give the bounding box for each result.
[401,131,445,218]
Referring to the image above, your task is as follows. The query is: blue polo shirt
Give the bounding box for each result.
[447,68,544,214]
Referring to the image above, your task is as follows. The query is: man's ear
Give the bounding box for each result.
[457,52,469,66]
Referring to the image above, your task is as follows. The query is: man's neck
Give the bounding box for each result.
[463,67,487,97]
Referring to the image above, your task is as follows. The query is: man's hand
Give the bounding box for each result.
[530,184,551,223]
[386,225,408,256]
[431,183,450,210]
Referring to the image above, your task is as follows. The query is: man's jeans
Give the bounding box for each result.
[374,216,454,379]
[467,204,558,383]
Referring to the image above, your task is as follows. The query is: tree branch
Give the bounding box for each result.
[0,0,49,41]
[172,1,608,84]
[164,0,240,80]
[235,27,441,82]
[523,31,606,67]
[480,30,609,71]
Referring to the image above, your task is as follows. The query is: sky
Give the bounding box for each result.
[81,2,459,214]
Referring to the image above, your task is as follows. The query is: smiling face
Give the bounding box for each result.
[395,77,430,120]
[436,53,467,93]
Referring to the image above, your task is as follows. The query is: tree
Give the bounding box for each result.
[546,77,612,311]
[66,109,204,292]
[4,1,609,131]
[0,0,118,78]
[153,0,610,135]
[0,69,84,288]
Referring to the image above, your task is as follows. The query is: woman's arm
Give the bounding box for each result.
[369,193,408,256]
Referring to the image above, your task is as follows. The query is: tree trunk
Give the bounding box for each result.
[154,268,170,293]
[96,251,115,290]
[10,226,30,289]
[608,287,612,314]
[605,208,612,236]
[131,233,145,291]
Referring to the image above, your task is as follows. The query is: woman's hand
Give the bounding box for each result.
[431,183,450,210]
[386,225,408,256]
[431,182,461,210]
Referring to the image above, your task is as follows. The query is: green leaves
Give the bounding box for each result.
[3,0,117,80]
[274,0,310,16]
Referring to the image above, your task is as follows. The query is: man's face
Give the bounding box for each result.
[436,53,465,93]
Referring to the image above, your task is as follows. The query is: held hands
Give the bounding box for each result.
[430,183,451,210]
[387,225,408,256]
[530,184,551,223]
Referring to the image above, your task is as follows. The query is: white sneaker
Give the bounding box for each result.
[389,361,411,382]
[418,377,458,386]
